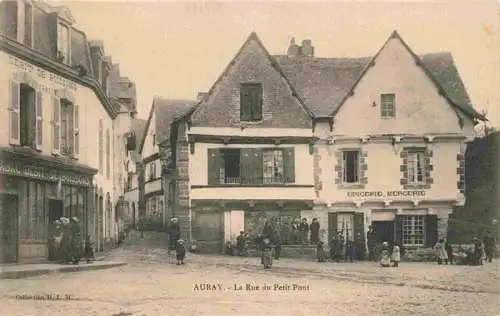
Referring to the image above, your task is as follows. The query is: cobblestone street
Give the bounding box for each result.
[1,232,498,316]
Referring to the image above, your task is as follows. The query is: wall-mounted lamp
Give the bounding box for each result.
[372,101,377,107]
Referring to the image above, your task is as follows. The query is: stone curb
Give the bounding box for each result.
[0,262,127,280]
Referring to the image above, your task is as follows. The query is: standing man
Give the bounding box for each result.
[483,231,495,263]
[167,218,181,261]
[310,218,320,244]
[367,225,376,262]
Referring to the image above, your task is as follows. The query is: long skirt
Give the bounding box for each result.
[380,252,391,267]
[262,249,273,268]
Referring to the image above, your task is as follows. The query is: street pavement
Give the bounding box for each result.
[0,231,498,316]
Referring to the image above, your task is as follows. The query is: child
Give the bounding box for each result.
[380,242,391,267]
[176,239,186,265]
[434,239,448,265]
[261,238,273,269]
[83,234,95,263]
[391,244,401,267]
[317,241,326,262]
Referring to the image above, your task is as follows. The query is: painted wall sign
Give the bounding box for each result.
[0,162,92,186]
[9,55,77,91]
[346,190,426,199]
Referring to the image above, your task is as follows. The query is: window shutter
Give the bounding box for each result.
[73,104,79,158]
[207,149,221,185]
[51,95,61,154]
[353,212,365,240]
[328,213,338,241]
[283,147,295,183]
[252,85,263,120]
[395,215,403,247]
[9,79,20,145]
[240,88,250,121]
[240,148,261,184]
[35,91,43,150]
[425,215,438,247]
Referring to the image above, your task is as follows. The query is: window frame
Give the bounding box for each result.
[23,1,34,48]
[59,99,75,157]
[401,215,425,247]
[380,93,396,118]
[262,148,285,184]
[342,150,360,184]
[220,148,241,184]
[57,22,71,65]
[240,82,263,122]
[407,150,426,185]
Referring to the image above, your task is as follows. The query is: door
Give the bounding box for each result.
[48,199,63,223]
[193,212,223,253]
[372,221,395,245]
[1,194,19,263]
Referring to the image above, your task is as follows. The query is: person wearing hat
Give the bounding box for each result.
[167,217,181,258]
[472,237,484,266]
[175,239,186,265]
[380,241,391,267]
[236,231,247,256]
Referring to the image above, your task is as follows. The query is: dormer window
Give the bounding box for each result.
[24,1,33,47]
[57,22,71,64]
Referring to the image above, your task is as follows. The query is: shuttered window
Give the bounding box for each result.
[106,129,110,180]
[207,147,295,185]
[407,151,425,184]
[381,93,395,118]
[24,2,33,47]
[9,80,20,145]
[342,150,359,184]
[52,95,61,154]
[240,83,263,122]
[73,104,79,158]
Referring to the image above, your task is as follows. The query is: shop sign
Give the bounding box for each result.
[346,190,426,199]
[8,55,77,91]
[0,162,92,186]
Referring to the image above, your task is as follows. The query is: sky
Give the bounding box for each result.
[53,0,499,127]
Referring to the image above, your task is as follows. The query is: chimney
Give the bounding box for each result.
[110,63,121,80]
[287,37,300,58]
[197,92,208,102]
[301,39,314,57]
[102,56,112,95]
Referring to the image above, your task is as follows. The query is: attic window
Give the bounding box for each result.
[57,23,71,64]
[24,2,34,47]
[381,93,396,118]
[240,83,263,122]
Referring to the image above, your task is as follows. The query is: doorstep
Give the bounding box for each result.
[0,261,127,279]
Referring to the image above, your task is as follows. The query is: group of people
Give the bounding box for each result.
[48,217,94,265]
[433,233,496,266]
[271,217,321,245]
[325,231,366,263]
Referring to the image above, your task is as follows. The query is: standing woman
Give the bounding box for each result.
[168,218,181,260]
[434,239,448,265]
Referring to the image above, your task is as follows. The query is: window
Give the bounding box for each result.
[342,151,359,184]
[263,149,284,184]
[126,173,133,190]
[106,129,110,179]
[220,149,241,184]
[149,162,156,181]
[401,215,425,246]
[24,2,33,47]
[407,151,425,184]
[381,94,395,118]
[240,83,263,122]
[98,120,103,174]
[337,213,354,241]
[57,23,70,64]
[19,84,36,147]
[60,100,75,156]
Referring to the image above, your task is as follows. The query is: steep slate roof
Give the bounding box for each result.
[185,32,314,125]
[139,98,197,153]
[275,31,484,120]
[129,118,147,162]
[154,99,198,144]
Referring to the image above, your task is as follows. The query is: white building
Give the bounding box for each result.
[0,0,137,262]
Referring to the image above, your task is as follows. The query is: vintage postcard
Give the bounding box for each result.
[0,0,499,315]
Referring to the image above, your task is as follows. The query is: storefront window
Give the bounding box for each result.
[337,213,354,241]
[402,215,425,246]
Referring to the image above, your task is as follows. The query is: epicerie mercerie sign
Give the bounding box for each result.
[346,190,426,199]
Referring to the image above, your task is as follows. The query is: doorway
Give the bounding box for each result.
[1,194,19,263]
[371,221,394,245]
[48,199,63,223]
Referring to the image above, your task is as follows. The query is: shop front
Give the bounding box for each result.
[0,148,97,263]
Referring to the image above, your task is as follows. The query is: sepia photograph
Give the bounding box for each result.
[0,0,499,315]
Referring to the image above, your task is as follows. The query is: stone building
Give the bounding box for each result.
[0,0,137,262]
[139,98,196,230]
[170,31,485,255]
